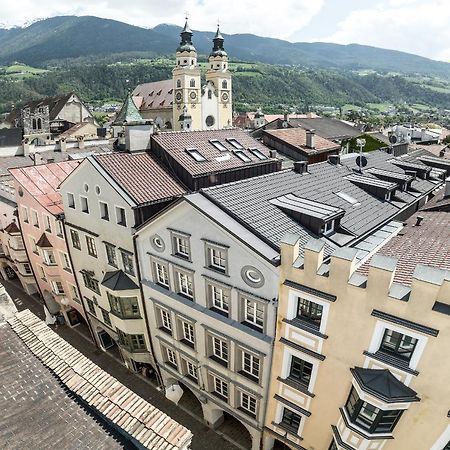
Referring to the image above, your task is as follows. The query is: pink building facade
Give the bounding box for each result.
[10,161,87,326]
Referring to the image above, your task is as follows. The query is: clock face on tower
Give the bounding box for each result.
[190,91,197,101]
[221,92,229,102]
[175,91,182,103]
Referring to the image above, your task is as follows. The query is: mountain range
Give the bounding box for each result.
[0,16,450,78]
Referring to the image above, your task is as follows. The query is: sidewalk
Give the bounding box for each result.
[1,279,242,450]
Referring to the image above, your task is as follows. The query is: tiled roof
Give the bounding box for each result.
[358,192,450,285]
[263,128,340,155]
[152,128,278,177]
[4,222,20,234]
[133,80,173,111]
[202,150,440,258]
[7,309,193,450]
[114,92,146,126]
[0,310,126,450]
[36,233,52,248]
[92,152,186,206]
[59,122,94,139]
[9,161,80,215]
[101,270,139,291]
[287,117,361,140]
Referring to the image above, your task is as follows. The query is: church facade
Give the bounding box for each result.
[132,20,232,131]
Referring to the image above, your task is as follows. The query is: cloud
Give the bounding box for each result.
[0,0,324,40]
[316,0,450,62]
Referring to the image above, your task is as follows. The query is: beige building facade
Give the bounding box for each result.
[263,234,450,450]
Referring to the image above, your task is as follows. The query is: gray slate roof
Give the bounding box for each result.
[202,150,439,259]
[288,117,362,141]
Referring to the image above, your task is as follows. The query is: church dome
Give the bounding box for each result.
[210,26,227,58]
[177,19,196,53]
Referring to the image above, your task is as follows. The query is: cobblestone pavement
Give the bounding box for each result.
[2,279,244,450]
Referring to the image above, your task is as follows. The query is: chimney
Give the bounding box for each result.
[269,150,277,158]
[445,177,450,198]
[293,161,308,174]
[59,137,67,152]
[328,154,340,165]
[306,129,315,149]
[405,170,416,180]
[415,215,424,226]
[283,112,289,122]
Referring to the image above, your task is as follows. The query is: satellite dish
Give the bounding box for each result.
[356,155,368,168]
[389,134,398,144]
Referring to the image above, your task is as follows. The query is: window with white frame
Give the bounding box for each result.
[67,193,75,208]
[22,206,29,223]
[379,329,418,362]
[44,214,52,233]
[208,282,229,315]
[321,219,335,236]
[211,335,228,365]
[56,220,64,237]
[86,236,97,258]
[99,202,109,221]
[61,252,71,272]
[43,250,56,265]
[289,355,313,387]
[172,233,190,259]
[107,293,140,319]
[30,237,38,254]
[52,281,65,295]
[166,347,177,368]
[280,407,301,432]
[241,350,260,381]
[186,360,198,380]
[242,296,264,332]
[296,297,323,330]
[175,269,194,299]
[159,308,172,333]
[105,243,117,267]
[86,298,96,315]
[205,244,228,273]
[116,206,127,226]
[240,392,257,416]
[31,210,39,228]
[181,320,195,346]
[153,261,169,288]
[80,196,89,213]
[212,375,228,401]
[69,284,80,303]
[101,309,112,327]
[70,229,81,250]
[37,265,46,280]
[121,251,134,276]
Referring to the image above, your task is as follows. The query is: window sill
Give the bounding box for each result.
[204,265,229,277]
[159,326,172,336]
[166,361,178,370]
[283,317,328,339]
[277,376,315,398]
[101,217,109,221]
[241,321,264,334]
[177,292,194,301]
[238,370,259,384]
[210,307,229,318]
[156,282,170,290]
[363,350,419,375]
[117,222,127,227]
[209,355,228,368]
[63,268,72,274]
[340,407,394,440]
[212,391,228,403]
[185,374,198,384]
[87,254,98,258]
[172,253,192,262]
[180,339,195,349]
[237,406,256,419]
[273,421,301,437]
[43,262,58,267]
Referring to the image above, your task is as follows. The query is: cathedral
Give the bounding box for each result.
[132,19,232,131]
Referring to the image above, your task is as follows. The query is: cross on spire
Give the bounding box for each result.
[184,11,189,21]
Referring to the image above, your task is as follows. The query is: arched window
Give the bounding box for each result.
[32,119,37,130]
[208,90,212,100]
[190,79,196,88]
[176,79,181,88]
[37,118,42,130]
[222,80,228,89]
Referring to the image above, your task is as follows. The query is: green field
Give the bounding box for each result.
[367,102,392,113]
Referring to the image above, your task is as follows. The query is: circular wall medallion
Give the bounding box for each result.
[18,187,23,197]
[221,92,229,102]
[241,265,265,288]
[205,115,215,127]
[175,92,182,103]
[95,186,101,195]
[190,91,197,100]
[150,234,165,252]
[83,183,89,192]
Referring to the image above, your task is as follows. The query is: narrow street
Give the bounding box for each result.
[2,279,244,450]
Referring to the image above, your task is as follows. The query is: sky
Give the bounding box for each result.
[0,0,449,62]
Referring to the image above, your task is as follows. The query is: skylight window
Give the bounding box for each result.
[185,148,206,162]
[226,138,244,150]
[210,139,228,152]
[249,148,268,160]
[234,151,252,163]
[335,191,360,206]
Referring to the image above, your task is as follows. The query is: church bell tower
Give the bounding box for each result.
[172,17,202,131]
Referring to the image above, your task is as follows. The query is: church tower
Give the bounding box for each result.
[203,25,232,129]
[172,18,202,131]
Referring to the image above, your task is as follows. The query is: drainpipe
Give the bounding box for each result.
[132,229,164,388]
[59,214,97,346]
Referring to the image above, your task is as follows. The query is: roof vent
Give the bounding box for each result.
[328,154,340,165]
[415,215,424,226]
[293,161,308,174]
[269,150,277,158]
[306,129,315,149]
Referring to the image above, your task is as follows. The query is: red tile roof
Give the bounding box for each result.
[358,198,450,284]
[132,79,173,111]
[9,161,80,216]
[152,128,278,176]
[92,152,186,205]
[263,128,340,155]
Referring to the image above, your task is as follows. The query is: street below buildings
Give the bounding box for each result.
[1,279,246,450]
